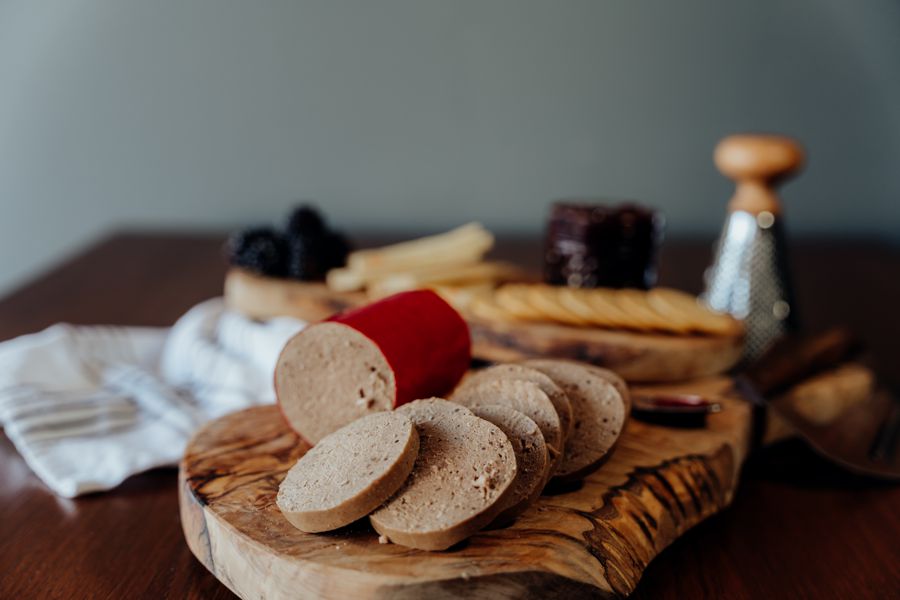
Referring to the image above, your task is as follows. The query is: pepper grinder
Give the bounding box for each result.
[702,134,804,360]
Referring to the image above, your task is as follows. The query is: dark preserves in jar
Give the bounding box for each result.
[544,201,663,289]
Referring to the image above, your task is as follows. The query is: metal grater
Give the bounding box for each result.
[701,134,804,360]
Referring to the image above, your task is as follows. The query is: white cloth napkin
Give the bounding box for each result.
[0,298,304,498]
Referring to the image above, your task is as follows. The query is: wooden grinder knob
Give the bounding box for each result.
[714,134,804,215]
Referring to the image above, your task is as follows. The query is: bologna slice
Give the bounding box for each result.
[585,365,631,413]
[522,359,627,482]
[276,411,419,533]
[369,399,516,551]
[470,405,548,524]
[456,364,574,441]
[275,290,471,444]
[451,379,563,484]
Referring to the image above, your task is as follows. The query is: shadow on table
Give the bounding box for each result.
[742,439,897,490]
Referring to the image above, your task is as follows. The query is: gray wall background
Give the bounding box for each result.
[1,1,898,295]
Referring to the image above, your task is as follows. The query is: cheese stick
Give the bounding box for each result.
[367,261,525,298]
[346,223,493,274]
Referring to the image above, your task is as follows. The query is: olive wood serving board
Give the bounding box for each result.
[467,317,743,383]
[223,269,743,383]
[180,376,752,599]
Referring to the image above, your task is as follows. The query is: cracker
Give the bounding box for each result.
[645,288,699,333]
[648,288,742,336]
[556,288,613,327]
[611,289,675,331]
[468,295,517,323]
[526,285,591,326]
[495,285,545,321]
[583,288,645,331]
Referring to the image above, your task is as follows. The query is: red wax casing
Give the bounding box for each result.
[328,290,471,407]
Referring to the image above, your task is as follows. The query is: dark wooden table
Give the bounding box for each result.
[1,232,898,599]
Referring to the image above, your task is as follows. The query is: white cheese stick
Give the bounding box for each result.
[346,223,493,274]
[367,261,525,298]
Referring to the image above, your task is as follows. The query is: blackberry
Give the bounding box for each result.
[285,235,326,280]
[225,227,287,276]
[286,205,325,235]
[285,231,351,281]
[324,231,351,268]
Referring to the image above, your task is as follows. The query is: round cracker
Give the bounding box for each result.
[582,288,642,330]
[495,285,544,321]
[645,288,697,333]
[557,287,619,328]
[469,295,518,323]
[648,288,742,336]
[526,285,591,326]
[611,289,673,332]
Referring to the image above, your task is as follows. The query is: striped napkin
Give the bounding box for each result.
[0,299,304,497]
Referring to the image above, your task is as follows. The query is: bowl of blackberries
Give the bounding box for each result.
[225,205,351,281]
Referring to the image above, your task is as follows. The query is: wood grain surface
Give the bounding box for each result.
[467,318,742,383]
[180,377,747,599]
[224,269,365,322]
[1,233,899,599]
[714,134,804,216]
[223,267,744,383]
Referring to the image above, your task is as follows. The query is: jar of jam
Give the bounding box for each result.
[543,201,664,289]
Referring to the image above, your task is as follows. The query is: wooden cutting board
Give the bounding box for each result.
[467,317,743,383]
[223,269,744,383]
[180,376,752,599]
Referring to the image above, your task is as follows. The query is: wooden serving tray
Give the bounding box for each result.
[468,318,743,383]
[223,269,743,383]
[180,377,751,599]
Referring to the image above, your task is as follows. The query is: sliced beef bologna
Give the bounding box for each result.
[455,364,574,441]
[522,359,627,482]
[275,290,470,444]
[277,411,419,533]
[451,379,563,485]
[470,405,548,524]
[585,365,631,413]
[369,399,517,551]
